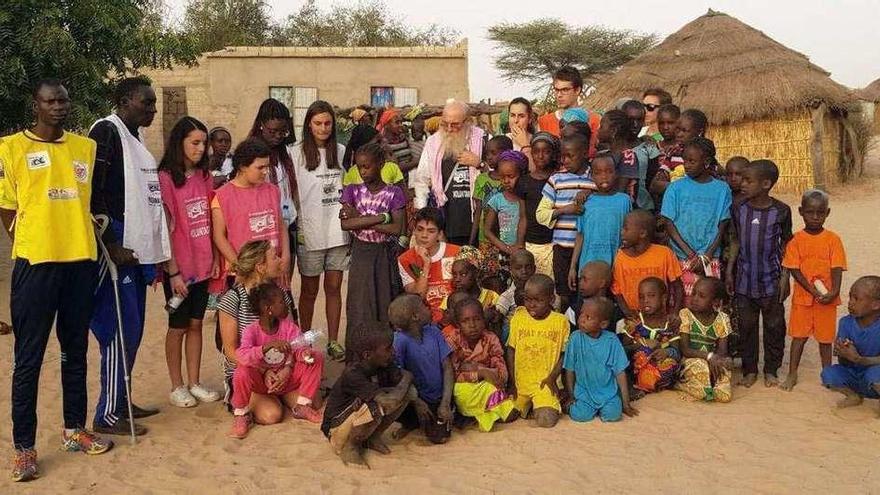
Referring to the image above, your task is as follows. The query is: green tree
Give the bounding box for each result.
[0,0,198,133]
[488,19,656,91]
[273,0,458,47]
[182,0,273,52]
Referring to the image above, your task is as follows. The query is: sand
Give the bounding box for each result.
[2,148,880,494]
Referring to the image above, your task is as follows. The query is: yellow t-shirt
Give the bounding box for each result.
[0,130,97,263]
[439,287,500,310]
[508,307,569,394]
[342,161,404,186]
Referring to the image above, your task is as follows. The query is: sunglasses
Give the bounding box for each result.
[644,103,661,112]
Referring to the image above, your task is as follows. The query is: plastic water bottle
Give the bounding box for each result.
[290,329,325,364]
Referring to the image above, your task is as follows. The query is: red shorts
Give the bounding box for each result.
[788,303,838,344]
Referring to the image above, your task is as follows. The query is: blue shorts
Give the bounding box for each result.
[569,394,622,423]
[821,364,880,399]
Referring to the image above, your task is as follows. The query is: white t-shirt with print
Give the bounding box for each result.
[292,142,349,251]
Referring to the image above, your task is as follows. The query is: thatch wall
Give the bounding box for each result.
[707,110,839,194]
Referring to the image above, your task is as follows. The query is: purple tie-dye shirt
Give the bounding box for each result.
[340,183,406,243]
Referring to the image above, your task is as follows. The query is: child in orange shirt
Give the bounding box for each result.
[780,190,847,391]
[612,210,684,319]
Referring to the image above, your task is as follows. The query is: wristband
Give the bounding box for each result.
[382,212,392,224]
[707,352,715,361]
[167,271,181,279]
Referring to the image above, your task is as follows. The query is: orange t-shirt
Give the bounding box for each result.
[612,244,683,310]
[782,229,847,307]
[537,110,601,157]
[397,242,461,322]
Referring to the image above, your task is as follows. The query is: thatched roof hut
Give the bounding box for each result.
[859,79,880,135]
[859,79,880,102]
[585,9,860,192]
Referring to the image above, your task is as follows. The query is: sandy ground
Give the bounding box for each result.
[1,144,879,494]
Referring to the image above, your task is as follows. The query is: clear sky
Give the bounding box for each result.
[166,0,880,102]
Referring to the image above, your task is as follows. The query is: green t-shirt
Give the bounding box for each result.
[473,171,502,243]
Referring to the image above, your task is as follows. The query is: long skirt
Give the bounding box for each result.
[632,347,680,392]
[346,239,400,334]
[453,381,516,432]
[676,357,731,403]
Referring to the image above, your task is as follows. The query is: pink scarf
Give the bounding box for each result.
[422,125,484,209]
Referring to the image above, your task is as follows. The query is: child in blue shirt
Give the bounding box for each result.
[821,276,880,411]
[661,137,732,301]
[568,153,631,288]
[563,296,638,422]
[389,294,454,444]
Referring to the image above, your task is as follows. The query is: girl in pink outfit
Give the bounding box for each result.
[229,282,324,439]
[211,138,291,291]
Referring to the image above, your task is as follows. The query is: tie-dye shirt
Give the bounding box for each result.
[340,183,406,243]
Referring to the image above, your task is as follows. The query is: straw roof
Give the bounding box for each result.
[585,10,855,125]
[859,78,880,102]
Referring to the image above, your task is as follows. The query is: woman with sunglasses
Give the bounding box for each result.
[641,88,673,141]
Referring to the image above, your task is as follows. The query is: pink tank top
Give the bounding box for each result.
[214,181,283,254]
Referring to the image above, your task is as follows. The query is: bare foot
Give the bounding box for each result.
[780,373,798,391]
[391,425,415,441]
[836,394,863,409]
[740,373,758,388]
[764,374,779,388]
[340,445,370,469]
[365,436,391,455]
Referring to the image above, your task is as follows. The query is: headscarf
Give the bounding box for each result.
[424,116,442,135]
[350,108,368,123]
[455,246,486,273]
[497,150,529,174]
[377,108,399,133]
[561,108,589,124]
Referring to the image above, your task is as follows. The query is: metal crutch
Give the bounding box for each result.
[92,214,137,445]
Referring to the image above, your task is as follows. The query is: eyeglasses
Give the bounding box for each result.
[644,103,661,112]
[262,126,289,137]
[553,86,577,94]
[441,121,464,130]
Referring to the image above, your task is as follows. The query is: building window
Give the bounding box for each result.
[269,86,317,141]
[370,87,419,108]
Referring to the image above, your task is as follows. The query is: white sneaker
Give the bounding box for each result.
[189,384,220,403]
[170,386,197,408]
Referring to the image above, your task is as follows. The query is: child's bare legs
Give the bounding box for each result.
[185,319,204,386]
[533,407,559,428]
[819,343,832,368]
[781,338,808,391]
[165,328,187,390]
[366,400,409,455]
[299,275,320,333]
[250,394,284,425]
[323,270,344,343]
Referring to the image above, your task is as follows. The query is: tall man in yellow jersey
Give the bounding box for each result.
[0,79,114,483]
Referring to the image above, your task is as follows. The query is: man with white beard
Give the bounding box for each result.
[413,100,485,246]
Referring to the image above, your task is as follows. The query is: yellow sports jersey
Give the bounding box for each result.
[342,161,405,186]
[0,130,97,263]
[507,307,569,395]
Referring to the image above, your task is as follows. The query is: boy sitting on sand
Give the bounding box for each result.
[821,276,880,414]
[506,274,569,427]
[322,322,413,468]
[389,294,454,443]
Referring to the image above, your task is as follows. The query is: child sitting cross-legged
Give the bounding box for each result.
[389,294,454,444]
[563,296,639,422]
[229,282,324,439]
[676,277,733,403]
[322,322,414,468]
[821,276,880,413]
[506,274,569,428]
[445,297,518,431]
[620,278,681,394]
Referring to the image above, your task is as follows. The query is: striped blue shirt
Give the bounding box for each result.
[540,170,596,248]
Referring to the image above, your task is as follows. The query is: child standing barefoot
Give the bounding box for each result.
[506,275,569,427]
[621,278,681,393]
[445,299,517,431]
[483,151,528,284]
[781,190,847,390]
[676,278,733,402]
[229,283,324,438]
[322,322,414,468]
[564,297,638,422]
[821,277,880,412]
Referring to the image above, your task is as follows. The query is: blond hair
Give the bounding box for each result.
[233,240,272,281]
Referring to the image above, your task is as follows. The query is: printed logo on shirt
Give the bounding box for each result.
[249,211,276,234]
[26,151,50,170]
[441,256,454,279]
[148,181,162,206]
[751,218,761,225]
[185,198,208,220]
[47,187,78,200]
[73,160,89,183]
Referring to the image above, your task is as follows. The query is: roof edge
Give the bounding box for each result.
[206,39,468,59]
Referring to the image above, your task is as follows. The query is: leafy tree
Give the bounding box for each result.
[0,0,198,133]
[273,0,458,47]
[182,0,273,52]
[488,18,656,91]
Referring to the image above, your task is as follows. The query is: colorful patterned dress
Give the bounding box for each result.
[675,308,732,402]
[623,313,681,392]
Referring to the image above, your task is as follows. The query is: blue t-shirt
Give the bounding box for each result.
[393,324,452,403]
[563,330,628,407]
[575,192,631,270]
[660,176,732,259]
[486,192,520,246]
[836,315,880,369]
